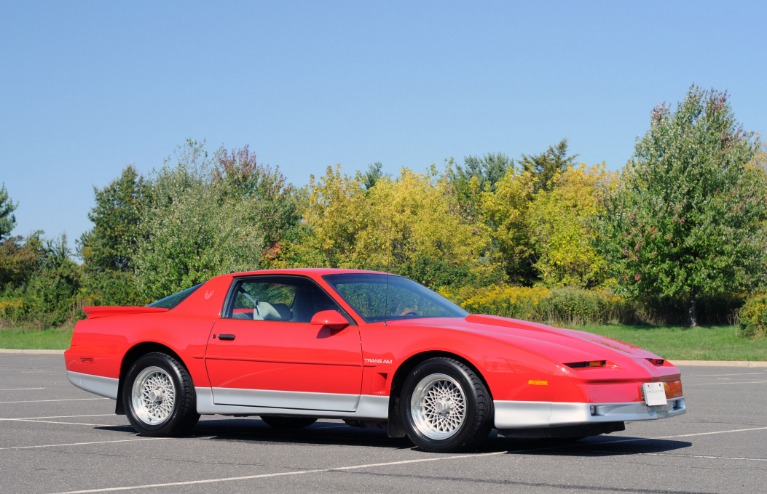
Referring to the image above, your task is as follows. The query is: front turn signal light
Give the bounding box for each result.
[663,380,683,398]
[565,360,606,369]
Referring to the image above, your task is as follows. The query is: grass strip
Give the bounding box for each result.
[0,327,73,350]
[1,323,765,361]
[572,324,767,361]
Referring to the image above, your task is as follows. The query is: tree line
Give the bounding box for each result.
[2,86,766,329]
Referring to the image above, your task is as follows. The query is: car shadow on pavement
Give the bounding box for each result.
[486,434,692,457]
[95,419,690,456]
[185,418,413,450]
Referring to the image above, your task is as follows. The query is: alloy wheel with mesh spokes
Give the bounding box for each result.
[410,373,467,440]
[131,366,176,425]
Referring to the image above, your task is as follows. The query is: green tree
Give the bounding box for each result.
[79,166,147,272]
[0,232,43,292]
[0,184,17,241]
[212,145,299,263]
[519,139,578,192]
[133,141,294,300]
[78,166,148,305]
[21,235,81,327]
[362,162,387,190]
[448,153,513,221]
[0,186,37,291]
[597,86,767,326]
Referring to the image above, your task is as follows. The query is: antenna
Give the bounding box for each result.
[384,274,389,326]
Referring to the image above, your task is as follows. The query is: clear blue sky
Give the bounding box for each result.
[2,0,765,251]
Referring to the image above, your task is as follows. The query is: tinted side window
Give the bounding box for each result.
[148,284,202,309]
[225,276,341,323]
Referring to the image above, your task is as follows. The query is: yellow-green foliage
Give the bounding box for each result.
[526,164,612,288]
[441,284,629,326]
[738,293,767,338]
[0,298,23,321]
[284,166,494,285]
[361,169,490,270]
[480,168,536,281]
[285,165,370,268]
[441,284,548,321]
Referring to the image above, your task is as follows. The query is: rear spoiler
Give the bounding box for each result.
[82,306,170,319]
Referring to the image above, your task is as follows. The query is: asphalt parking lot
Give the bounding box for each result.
[1,354,766,494]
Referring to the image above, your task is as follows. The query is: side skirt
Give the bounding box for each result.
[195,388,389,420]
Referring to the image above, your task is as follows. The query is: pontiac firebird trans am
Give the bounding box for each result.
[65,269,686,452]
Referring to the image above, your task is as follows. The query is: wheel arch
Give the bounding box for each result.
[115,343,188,415]
[386,350,493,438]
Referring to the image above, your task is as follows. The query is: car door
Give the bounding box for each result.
[204,275,363,412]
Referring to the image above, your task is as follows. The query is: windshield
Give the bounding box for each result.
[323,273,468,323]
[147,283,202,309]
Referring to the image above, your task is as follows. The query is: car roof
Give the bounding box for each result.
[215,267,390,280]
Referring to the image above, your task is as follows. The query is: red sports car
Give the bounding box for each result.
[65,269,685,452]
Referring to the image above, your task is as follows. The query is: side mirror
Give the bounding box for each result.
[310,310,350,331]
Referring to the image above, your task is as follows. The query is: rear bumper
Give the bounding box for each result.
[66,370,118,399]
[494,397,686,429]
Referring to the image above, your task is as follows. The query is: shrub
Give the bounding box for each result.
[738,293,767,338]
[629,294,744,326]
[440,284,630,326]
[0,297,23,324]
[540,287,611,326]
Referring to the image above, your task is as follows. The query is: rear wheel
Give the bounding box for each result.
[261,416,317,429]
[399,357,492,452]
[123,352,199,436]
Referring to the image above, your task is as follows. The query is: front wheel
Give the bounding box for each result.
[399,358,492,452]
[123,352,199,436]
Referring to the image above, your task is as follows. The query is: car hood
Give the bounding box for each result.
[389,314,663,365]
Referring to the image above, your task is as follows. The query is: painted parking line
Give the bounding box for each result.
[0,414,113,420]
[49,425,767,494]
[592,426,767,446]
[51,451,508,494]
[0,397,108,404]
[704,380,767,385]
[2,418,112,426]
[0,387,46,391]
[623,452,767,462]
[0,413,118,427]
[0,438,167,451]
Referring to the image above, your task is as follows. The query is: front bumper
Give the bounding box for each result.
[494,397,686,429]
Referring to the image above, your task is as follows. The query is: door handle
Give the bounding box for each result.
[218,334,236,341]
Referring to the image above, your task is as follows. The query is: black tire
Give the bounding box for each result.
[123,352,200,436]
[261,416,317,429]
[399,357,492,452]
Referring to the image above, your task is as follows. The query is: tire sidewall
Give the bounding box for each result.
[399,358,488,452]
[123,352,189,436]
